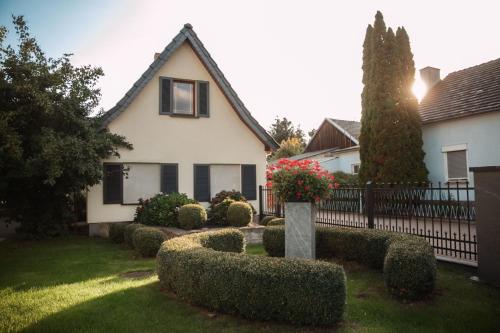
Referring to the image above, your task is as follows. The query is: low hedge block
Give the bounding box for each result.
[227,202,253,227]
[259,215,276,226]
[157,229,346,325]
[124,223,146,247]
[132,227,166,257]
[178,204,207,230]
[263,226,436,300]
[109,223,126,243]
[267,217,285,226]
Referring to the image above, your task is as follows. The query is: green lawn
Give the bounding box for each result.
[0,236,499,333]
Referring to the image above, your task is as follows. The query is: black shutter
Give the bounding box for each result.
[161,164,178,194]
[197,81,209,117]
[103,164,122,204]
[194,165,210,202]
[160,77,172,114]
[241,164,256,200]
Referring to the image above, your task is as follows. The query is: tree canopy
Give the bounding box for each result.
[268,116,306,159]
[359,11,428,184]
[0,16,132,236]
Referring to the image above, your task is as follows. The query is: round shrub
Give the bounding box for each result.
[207,190,256,226]
[108,223,126,243]
[178,204,207,230]
[384,237,436,300]
[267,217,285,226]
[259,215,276,226]
[132,227,165,257]
[227,202,253,227]
[124,223,146,247]
[134,193,197,227]
[157,229,346,325]
[262,226,436,300]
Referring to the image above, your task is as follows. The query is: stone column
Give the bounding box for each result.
[285,202,316,259]
[470,166,500,287]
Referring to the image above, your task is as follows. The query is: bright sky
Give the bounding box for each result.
[1,0,500,133]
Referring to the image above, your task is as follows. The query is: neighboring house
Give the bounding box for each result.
[419,59,500,186]
[291,118,361,174]
[87,24,278,236]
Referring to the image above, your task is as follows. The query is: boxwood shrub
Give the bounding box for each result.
[108,223,127,243]
[178,204,207,230]
[134,193,197,227]
[207,190,256,226]
[124,223,146,247]
[157,229,346,325]
[263,226,436,300]
[267,217,285,226]
[132,227,166,257]
[226,202,253,227]
[259,215,276,226]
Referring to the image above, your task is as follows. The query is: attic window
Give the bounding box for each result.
[173,80,194,115]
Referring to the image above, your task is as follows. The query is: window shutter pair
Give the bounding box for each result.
[103,164,123,204]
[241,165,257,200]
[160,78,209,116]
[194,165,210,202]
[161,164,178,194]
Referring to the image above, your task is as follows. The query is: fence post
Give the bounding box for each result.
[366,181,374,229]
[258,185,264,220]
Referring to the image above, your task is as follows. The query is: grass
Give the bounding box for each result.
[0,237,499,333]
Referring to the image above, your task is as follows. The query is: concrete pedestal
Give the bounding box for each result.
[285,202,316,259]
[470,166,500,287]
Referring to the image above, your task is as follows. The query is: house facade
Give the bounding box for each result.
[87,24,278,236]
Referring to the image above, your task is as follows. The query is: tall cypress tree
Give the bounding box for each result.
[359,12,428,184]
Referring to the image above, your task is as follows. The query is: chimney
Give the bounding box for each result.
[154,52,160,61]
[419,66,441,90]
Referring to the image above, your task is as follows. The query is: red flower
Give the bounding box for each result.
[266,181,273,187]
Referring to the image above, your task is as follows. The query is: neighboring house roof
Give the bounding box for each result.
[327,118,361,142]
[99,23,278,150]
[419,58,500,124]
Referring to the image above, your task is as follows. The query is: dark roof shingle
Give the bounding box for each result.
[328,118,361,140]
[419,58,500,124]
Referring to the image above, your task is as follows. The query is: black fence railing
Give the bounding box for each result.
[259,182,477,262]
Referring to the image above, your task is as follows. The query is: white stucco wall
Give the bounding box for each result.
[87,42,267,223]
[422,112,500,186]
[318,149,360,174]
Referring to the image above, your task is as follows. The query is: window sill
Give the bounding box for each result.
[169,113,197,118]
[445,179,469,185]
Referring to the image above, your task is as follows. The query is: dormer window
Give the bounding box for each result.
[173,80,194,115]
[160,77,209,117]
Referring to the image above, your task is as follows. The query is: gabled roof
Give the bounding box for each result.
[99,23,278,150]
[328,118,361,142]
[419,58,500,124]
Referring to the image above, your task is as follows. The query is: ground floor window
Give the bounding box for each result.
[442,144,468,181]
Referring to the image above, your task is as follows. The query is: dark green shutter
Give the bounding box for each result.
[161,164,178,194]
[197,81,209,117]
[194,165,210,202]
[160,77,172,114]
[103,164,122,204]
[241,164,256,200]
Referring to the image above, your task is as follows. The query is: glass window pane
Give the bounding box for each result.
[447,150,467,179]
[173,81,193,114]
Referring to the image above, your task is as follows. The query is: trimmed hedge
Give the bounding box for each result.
[109,223,126,243]
[132,227,165,257]
[124,223,146,247]
[263,226,436,300]
[157,229,346,325]
[178,204,207,230]
[226,202,253,227]
[259,215,276,226]
[267,217,285,226]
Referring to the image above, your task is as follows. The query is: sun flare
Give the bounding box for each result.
[412,78,427,101]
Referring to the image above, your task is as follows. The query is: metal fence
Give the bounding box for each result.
[259,182,477,262]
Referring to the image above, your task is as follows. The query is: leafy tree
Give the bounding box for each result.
[359,12,428,183]
[0,16,132,236]
[307,128,317,141]
[268,116,305,147]
[270,137,304,160]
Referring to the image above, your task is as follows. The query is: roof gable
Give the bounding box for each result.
[304,118,360,152]
[100,23,278,150]
[419,58,500,124]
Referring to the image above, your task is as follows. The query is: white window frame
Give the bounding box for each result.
[442,144,469,182]
[172,80,195,116]
[351,163,360,175]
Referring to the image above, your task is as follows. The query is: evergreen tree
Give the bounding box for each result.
[359,12,428,183]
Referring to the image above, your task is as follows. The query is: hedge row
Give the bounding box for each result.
[263,226,436,300]
[157,229,346,325]
[109,223,165,258]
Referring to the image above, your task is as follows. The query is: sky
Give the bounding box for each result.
[1,0,500,133]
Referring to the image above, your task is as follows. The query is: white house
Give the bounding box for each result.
[419,60,500,186]
[86,24,278,236]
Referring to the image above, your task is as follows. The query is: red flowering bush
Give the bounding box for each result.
[267,159,338,203]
